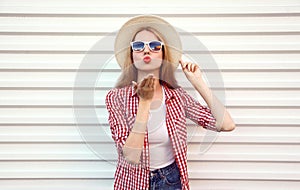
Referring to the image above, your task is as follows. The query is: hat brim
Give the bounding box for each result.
[114,15,182,69]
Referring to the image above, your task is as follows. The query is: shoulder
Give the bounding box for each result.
[169,86,189,97]
[173,87,187,93]
[163,85,189,104]
[170,86,197,105]
[105,85,131,105]
[106,85,131,97]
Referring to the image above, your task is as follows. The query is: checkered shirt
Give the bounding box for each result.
[105,83,217,190]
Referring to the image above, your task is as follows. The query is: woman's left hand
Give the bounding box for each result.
[179,59,203,84]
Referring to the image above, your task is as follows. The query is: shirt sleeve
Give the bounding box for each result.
[105,89,129,155]
[178,88,219,132]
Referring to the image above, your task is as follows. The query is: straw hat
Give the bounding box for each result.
[114,15,182,69]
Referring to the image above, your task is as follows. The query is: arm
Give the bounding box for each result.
[179,59,235,132]
[122,100,151,164]
[123,75,155,163]
[106,75,155,164]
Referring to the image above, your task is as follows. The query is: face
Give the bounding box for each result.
[131,30,163,72]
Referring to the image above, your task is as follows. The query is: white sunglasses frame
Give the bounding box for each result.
[130,41,164,52]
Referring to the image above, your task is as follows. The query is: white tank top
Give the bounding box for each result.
[147,86,175,170]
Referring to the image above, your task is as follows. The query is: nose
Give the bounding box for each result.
[143,43,150,53]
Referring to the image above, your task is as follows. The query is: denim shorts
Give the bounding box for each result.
[149,161,182,190]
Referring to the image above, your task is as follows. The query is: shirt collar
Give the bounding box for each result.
[131,85,137,97]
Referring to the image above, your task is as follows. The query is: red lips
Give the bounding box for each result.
[143,56,151,63]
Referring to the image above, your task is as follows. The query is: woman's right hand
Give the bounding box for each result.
[132,74,155,101]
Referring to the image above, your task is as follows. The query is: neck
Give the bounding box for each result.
[137,69,160,83]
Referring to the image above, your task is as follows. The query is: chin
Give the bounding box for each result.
[134,63,162,71]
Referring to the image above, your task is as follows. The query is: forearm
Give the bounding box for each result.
[192,77,235,131]
[122,100,151,163]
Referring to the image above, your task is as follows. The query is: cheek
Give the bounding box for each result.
[132,53,141,62]
[157,51,163,60]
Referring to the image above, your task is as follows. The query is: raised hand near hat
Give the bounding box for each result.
[179,58,236,132]
[132,74,155,101]
[179,59,203,85]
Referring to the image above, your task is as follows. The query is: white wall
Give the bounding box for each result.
[0,0,300,189]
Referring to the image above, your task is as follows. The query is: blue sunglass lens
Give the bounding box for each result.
[149,41,162,51]
[132,42,145,51]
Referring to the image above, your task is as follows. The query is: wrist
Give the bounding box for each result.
[139,99,152,106]
[136,99,151,120]
[190,76,205,88]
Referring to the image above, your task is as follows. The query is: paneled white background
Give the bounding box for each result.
[0,0,300,189]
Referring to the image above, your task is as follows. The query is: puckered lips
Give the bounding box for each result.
[143,55,151,63]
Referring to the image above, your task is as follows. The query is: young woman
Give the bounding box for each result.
[106,15,235,190]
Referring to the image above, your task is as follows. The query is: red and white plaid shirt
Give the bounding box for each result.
[106,83,218,190]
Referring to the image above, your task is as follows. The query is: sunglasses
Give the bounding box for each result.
[130,41,164,52]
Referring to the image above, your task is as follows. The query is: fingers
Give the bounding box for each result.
[188,63,192,71]
[133,74,155,90]
[192,64,197,72]
[150,77,155,88]
[179,59,187,70]
[179,59,198,73]
[133,74,156,101]
[132,81,137,86]
[144,76,152,87]
[140,77,147,87]
[140,74,154,87]
[140,74,153,87]
[132,81,138,92]
[149,74,155,88]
